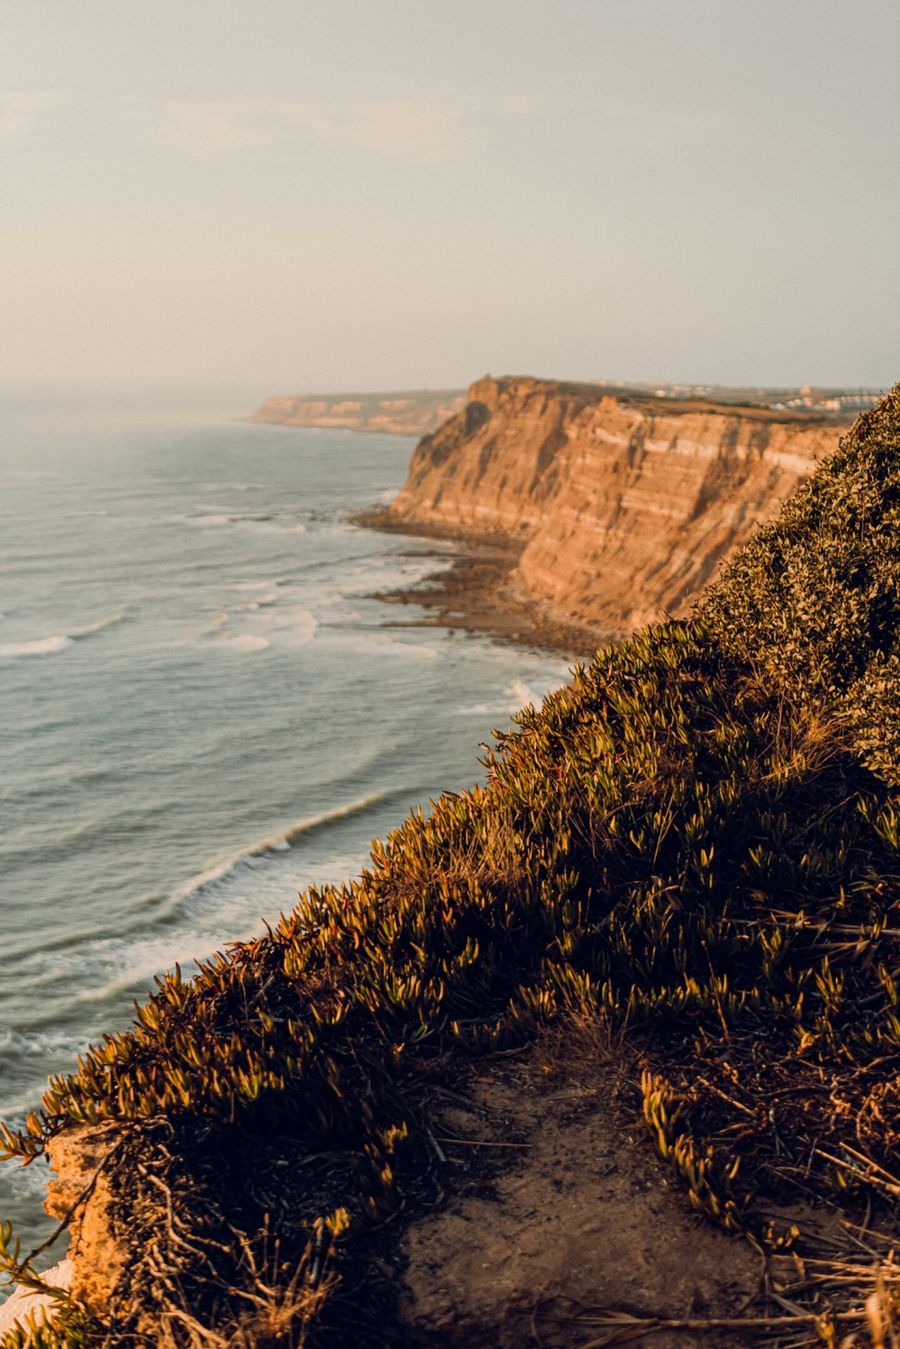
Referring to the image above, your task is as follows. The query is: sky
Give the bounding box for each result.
[2,0,899,393]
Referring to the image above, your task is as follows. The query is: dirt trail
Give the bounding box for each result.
[398,1043,760,1348]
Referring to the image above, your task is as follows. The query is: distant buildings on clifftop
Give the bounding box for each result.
[601,379,884,416]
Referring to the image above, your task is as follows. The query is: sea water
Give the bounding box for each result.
[0,388,571,1257]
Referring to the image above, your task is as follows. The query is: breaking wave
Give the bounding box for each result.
[0,613,127,661]
[0,635,73,659]
[71,612,127,637]
[510,678,541,709]
[217,633,271,653]
[168,793,387,907]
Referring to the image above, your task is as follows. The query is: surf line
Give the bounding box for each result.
[0,612,127,660]
[166,792,389,909]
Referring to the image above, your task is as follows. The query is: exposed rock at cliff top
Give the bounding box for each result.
[250,388,465,437]
[386,375,852,638]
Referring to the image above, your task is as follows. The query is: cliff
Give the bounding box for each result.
[3,389,900,1345]
[386,375,852,637]
[250,388,465,436]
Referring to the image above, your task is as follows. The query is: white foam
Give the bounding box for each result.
[510,679,541,710]
[220,633,270,653]
[0,635,73,659]
[178,512,303,532]
[331,632,439,661]
[179,513,232,527]
[390,639,440,660]
[72,612,127,637]
[66,941,215,1005]
[241,517,303,534]
[0,613,125,659]
[270,606,318,643]
[0,1025,84,1058]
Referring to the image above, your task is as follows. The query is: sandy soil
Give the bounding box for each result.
[396,1038,761,1348]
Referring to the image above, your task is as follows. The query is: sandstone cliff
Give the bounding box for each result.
[250,388,465,436]
[386,375,851,637]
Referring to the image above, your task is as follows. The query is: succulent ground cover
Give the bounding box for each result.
[2,393,899,1346]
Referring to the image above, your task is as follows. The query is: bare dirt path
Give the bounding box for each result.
[397,1037,761,1348]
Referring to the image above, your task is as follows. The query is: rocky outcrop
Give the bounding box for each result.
[250,388,465,437]
[44,1127,124,1314]
[387,376,851,637]
[0,1128,120,1341]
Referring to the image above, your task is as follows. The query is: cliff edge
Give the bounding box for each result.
[386,375,851,637]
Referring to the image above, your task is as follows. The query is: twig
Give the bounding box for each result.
[433,1135,530,1149]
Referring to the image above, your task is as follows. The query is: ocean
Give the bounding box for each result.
[0,389,571,1259]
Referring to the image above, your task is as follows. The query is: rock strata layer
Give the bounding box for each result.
[386,376,851,637]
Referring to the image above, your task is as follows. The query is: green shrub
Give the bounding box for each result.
[702,385,900,781]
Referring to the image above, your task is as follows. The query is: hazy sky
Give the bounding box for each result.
[2,0,899,391]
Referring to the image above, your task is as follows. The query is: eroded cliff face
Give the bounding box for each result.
[388,376,850,636]
[250,389,465,436]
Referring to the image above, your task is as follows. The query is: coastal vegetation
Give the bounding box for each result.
[2,392,900,1344]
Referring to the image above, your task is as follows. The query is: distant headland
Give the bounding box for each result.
[249,388,466,436]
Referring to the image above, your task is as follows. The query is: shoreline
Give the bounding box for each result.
[357,507,603,660]
[246,415,421,437]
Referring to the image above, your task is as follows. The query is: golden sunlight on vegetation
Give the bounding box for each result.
[3,393,900,1346]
